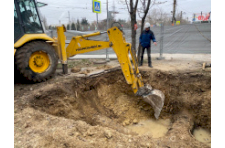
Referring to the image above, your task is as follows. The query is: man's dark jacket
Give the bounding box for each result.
[139,29,156,48]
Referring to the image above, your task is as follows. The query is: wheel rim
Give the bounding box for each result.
[29,51,50,73]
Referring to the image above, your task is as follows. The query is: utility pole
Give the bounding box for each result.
[106,0,109,31]
[106,0,109,62]
[68,11,70,30]
[112,0,115,18]
[172,0,176,24]
[201,11,202,22]
[180,11,182,23]
[75,18,77,31]
[96,13,98,30]
[201,11,203,20]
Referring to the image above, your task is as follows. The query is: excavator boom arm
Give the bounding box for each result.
[56,26,144,94]
[56,26,165,119]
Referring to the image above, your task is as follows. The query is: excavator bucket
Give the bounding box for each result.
[136,84,165,119]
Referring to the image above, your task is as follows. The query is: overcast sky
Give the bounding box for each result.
[38,0,211,25]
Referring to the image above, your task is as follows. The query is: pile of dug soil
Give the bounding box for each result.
[14,69,211,148]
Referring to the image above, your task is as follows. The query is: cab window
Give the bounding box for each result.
[18,0,43,33]
[14,4,22,42]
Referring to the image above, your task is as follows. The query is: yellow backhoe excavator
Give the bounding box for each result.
[14,0,164,119]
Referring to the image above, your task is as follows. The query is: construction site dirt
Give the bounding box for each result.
[14,57,211,148]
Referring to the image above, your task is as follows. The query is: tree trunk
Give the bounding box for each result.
[131,15,136,52]
[137,18,145,63]
[128,0,138,52]
[137,0,151,63]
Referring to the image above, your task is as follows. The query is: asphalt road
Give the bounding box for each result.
[47,23,211,55]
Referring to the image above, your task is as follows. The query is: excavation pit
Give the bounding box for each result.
[14,69,211,148]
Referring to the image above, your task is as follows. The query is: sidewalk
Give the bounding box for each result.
[69,53,211,62]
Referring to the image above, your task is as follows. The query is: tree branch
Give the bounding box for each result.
[143,0,151,20]
[137,9,143,18]
[125,0,130,13]
[149,0,156,9]
[134,0,139,9]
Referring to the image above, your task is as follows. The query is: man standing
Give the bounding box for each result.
[139,22,157,67]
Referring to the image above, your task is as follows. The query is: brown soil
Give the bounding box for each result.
[14,59,211,148]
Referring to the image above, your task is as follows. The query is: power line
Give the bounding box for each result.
[41,4,130,13]
[176,5,195,14]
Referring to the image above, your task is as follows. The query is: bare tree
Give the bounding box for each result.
[146,8,160,24]
[137,0,154,33]
[125,0,139,51]
[136,0,152,62]
[146,8,189,26]
[121,0,153,53]
[147,8,170,25]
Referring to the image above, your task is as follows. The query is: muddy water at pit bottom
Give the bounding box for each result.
[127,119,171,138]
[193,128,211,147]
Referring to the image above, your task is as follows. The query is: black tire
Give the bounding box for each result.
[15,41,58,82]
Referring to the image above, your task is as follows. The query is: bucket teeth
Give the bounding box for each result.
[142,89,165,119]
[136,84,165,119]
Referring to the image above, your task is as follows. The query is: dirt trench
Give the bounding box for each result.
[14,69,211,148]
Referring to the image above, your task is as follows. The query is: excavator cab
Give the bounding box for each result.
[14,0,44,43]
[14,0,58,82]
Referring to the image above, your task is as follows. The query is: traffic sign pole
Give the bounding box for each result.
[106,0,109,62]
[96,13,98,30]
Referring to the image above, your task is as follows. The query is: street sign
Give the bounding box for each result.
[93,0,101,13]
[176,21,180,25]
